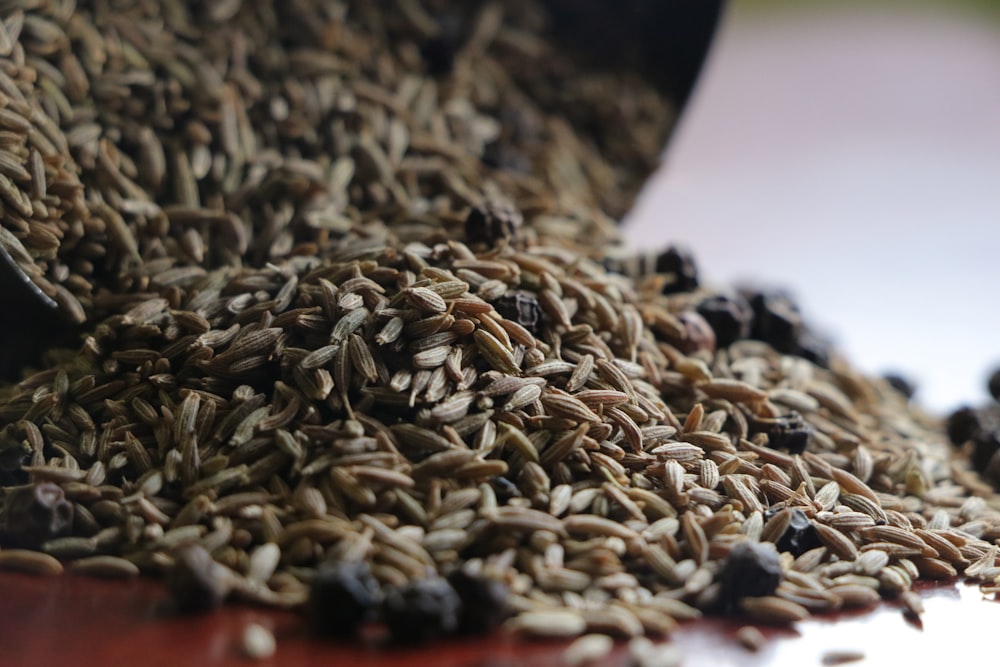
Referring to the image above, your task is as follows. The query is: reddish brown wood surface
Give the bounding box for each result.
[2,572,999,666]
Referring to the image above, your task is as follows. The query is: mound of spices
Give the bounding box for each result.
[946,368,1000,487]
[0,0,676,339]
[1,0,1000,657]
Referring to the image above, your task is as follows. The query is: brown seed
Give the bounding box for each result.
[821,650,866,665]
[0,549,64,576]
[830,468,880,504]
[827,584,880,609]
[564,514,639,541]
[563,633,614,665]
[405,286,447,313]
[490,506,565,535]
[736,626,765,652]
[899,590,925,618]
[739,596,810,625]
[69,556,141,579]
[698,379,767,403]
[813,523,859,561]
[541,390,602,424]
[506,610,587,638]
[856,526,930,554]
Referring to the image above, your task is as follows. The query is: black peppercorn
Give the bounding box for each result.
[971,424,1000,474]
[696,293,753,348]
[308,560,383,637]
[981,448,1000,488]
[382,576,461,644]
[493,292,543,334]
[946,406,981,447]
[597,253,635,279]
[481,143,532,173]
[717,541,783,614]
[675,311,716,355]
[988,368,1000,402]
[750,411,813,455]
[795,327,833,369]
[420,12,463,76]
[883,373,917,400]
[765,507,821,557]
[447,569,511,635]
[0,481,74,548]
[655,245,699,294]
[464,202,523,246]
[482,104,541,174]
[945,405,1000,477]
[489,476,522,503]
[166,545,233,614]
[744,289,802,354]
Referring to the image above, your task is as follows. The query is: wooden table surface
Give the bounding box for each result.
[2,571,998,666]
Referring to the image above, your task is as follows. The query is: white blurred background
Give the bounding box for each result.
[626,0,1000,414]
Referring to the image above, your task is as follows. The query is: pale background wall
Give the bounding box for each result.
[626,0,1000,413]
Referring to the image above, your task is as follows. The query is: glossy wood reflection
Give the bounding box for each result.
[2,573,999,667]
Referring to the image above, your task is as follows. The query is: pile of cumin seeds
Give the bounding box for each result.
[1,0,1000,653]
[0,0,673,328]
[3,241,1000,642]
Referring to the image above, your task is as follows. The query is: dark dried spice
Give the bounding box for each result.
[717,541,783,614]
[382,576,461,644]
[483,103,543,173]
[464,202,523,246]
[447,569,511,635]
[947,406,1000,473]
[971,425,1000,475]
[945,381,1000,487]
[745,289,802,354]
[481,143,532,173]
[946,406,981,447]
[946,372,1000,485]
[989,368,1000,402]
[308,560,383,637]
[599,252,637,277]
[983,449,1000,488]
[765,507,820,557]
[751,411,812,455]
[493,292,542,334]
[675,310,715,355]
[0,437,30,486]
[696,293,753,348]
[883,373,917,400]
[0,482,74,548]
[489,476,522,503]
[166,545,233,614]
[420,12,464,76]
[795,327,832,369]
[655,245,699,294]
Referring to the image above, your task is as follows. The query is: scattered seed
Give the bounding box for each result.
[563,633,614,665]
[241,623,276,660]
[0,549,64,575]
[736,625,765,652]
[821,649,866,665]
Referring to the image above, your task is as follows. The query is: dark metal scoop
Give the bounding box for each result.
[0,245,74,378]
[541,0,725,116]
